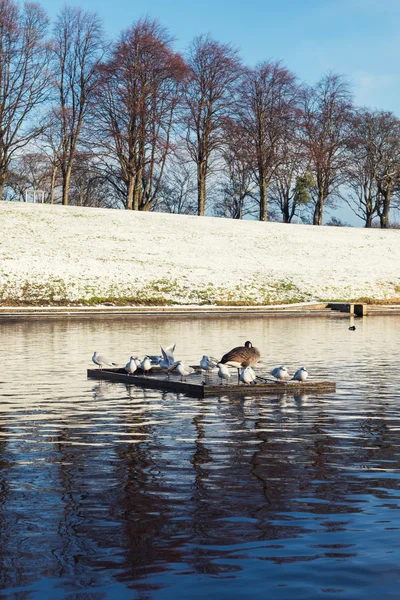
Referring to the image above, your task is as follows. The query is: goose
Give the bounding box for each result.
[217,363,231,385]
[125,356,137,375]
[220,341,260,381]
[240,366,257,384]
[140,356,152,376]
[291,366,308,382]
[271,365,290,382]
[92,351,117,370]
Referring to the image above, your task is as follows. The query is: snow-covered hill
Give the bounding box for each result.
[1,202,399,305]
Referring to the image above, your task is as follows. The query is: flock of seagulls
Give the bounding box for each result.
[92,341,309,386]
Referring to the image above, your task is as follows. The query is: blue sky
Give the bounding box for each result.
[39,0,400,114]
[38,0,400,224]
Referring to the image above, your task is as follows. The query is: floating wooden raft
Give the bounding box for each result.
[87,367,336,398]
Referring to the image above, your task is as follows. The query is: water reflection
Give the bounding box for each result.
[0,316,399,598]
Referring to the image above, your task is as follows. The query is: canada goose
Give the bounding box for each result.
[220,340,260,381]
[92,351,117,370]
[291,366,308,382]
[125,356,137,375]
[271,365,290,382]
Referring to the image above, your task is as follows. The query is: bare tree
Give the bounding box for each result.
[184,35,241,216]
[238,61,299,221]
[96,18,186,210]
[0,0,50,200]
[52,6,104,206]
[269,132,313,223]
[215,119,257,219]
[346,110,400,227]
[300,73,353,225]
[152,151,196,214]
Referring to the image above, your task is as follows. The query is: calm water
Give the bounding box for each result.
[0,315,400,599]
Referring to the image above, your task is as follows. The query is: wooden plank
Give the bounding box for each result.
[87,368,336,398]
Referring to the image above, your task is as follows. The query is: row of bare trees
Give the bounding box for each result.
[2,0,400,227]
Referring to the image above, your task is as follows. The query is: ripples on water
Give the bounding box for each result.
[0,315,400,599]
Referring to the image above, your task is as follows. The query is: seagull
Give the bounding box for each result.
[291,366,308,382]
[220,341,261,382]
[217,363,231,385]
[125,356,137,376]
[240,366,257,384]
[92,351,117,370]
[175,361,195,381]
[133,357,142,368]
[159,346,176,369]
[271,365,290,382]
[140,356,152,376]
[200,355,218,379]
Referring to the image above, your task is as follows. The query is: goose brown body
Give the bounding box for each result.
[220,341,261,369]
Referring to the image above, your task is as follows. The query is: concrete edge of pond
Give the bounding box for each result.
[0,302,400,320]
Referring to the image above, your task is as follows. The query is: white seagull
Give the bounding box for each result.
[217,363,231,385]
[175,361,195,381]
[271,365,290,382]
[200,355,218,377]
[159,346,176,369]
[240,366,257,384]
[125,356,137,375]
[92,351,117,370]
[140,356,152,376]
[292,367,308,382]
[133,357,142,368]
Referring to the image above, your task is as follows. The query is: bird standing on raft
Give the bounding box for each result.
[271,365,290,382]
[291,366,308,382]
[125,356,137,376]
[220,341,261,381]
[92,352,117,371]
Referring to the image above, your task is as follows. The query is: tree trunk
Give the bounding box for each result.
[133,169,142,211]
[49,165,58,204]
[126,175,134,210]
[0,170,7,201]
[197,162,206,216]
[259,178,267,221]
[380,189,391,229]
[283,194,289,223]
[313,193,324,225]
[62,166,72,206]
[365,213,373,228]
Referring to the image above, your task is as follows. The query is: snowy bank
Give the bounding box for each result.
[1,202,399,306]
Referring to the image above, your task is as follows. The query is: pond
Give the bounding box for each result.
[0,315,399,599]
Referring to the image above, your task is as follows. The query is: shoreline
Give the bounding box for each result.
[1,302,400,320]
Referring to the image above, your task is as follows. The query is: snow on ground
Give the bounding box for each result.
[1,202,399,305]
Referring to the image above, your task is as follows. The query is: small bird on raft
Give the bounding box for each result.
[175,361,195,381]
[125,356,137,375]
[220,341,261,381]
[271,365,290,382]
[217,363,231,385]
[140,356,152,376]
[291,366,308,382]
[92,351,117,370]
[240,366,257,385]
[200,355,218,378]
[349,325,356,331]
